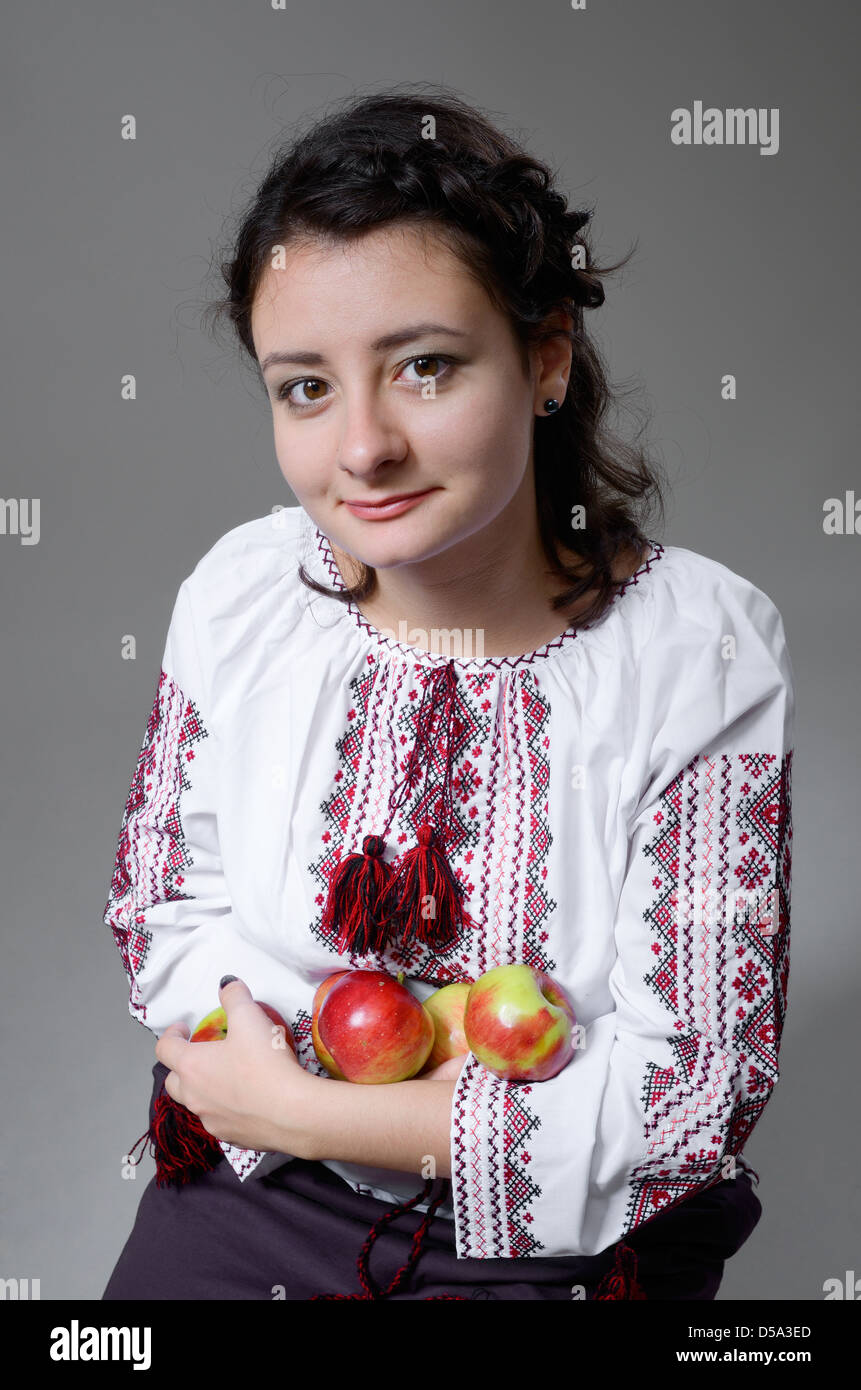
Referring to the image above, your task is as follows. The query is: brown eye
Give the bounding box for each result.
[277,354,456,411]
[278,377,330,409]
[401,354,456,386]
[413,356,440,377]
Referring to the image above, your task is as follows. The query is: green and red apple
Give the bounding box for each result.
[416,981,472,1074]
[463,964,577,1081]
[191,1000,297,1054]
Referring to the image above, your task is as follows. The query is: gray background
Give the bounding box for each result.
[2,0,858,1300]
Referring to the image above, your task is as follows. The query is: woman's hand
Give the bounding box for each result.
[155,978,315,1156]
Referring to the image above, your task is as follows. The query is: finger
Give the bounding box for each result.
[421,1055,467,1081]
[219,975,272,1037]
[160,1021,191,1040]
[218,974,251,1000]
[155,1025,190,1070]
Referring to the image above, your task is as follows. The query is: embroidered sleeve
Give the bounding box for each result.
[101,578,284,1181]
[449,577,795,1259]
[102,580,231,1035]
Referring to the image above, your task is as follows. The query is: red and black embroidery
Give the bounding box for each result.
[103,669,209,1022]
[290,1006,328,1077]
[308,658,558,989]
[501,1082,545,1255]
[626,748,793,1230]
[729,748,792,1150]
[474,668,558,978]
[452,1057,546,1259]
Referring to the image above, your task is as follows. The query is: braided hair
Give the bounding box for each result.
[204,83,667,628]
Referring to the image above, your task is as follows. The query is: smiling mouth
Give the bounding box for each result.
[343,489,435,507]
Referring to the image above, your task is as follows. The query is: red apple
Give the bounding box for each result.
[416,981,472,1074]
[317,969,434,1084]
[191,1001,297,1054]
[463,964,577,1081]
[311,971,350,1079]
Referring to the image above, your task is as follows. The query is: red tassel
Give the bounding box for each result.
[127,1082,224,1188]
[321,833,396,957]
[593,1240,648,1299]
[379,822,477,950]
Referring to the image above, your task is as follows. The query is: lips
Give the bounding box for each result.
[342,488,438,520]
[344,490,430,507]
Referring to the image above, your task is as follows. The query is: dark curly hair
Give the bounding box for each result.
[203,82,668,628]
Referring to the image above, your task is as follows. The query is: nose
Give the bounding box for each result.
[336,387,409,479]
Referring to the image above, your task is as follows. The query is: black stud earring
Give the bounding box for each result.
[543,398,561,414]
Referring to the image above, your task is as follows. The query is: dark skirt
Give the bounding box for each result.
[102,1061,762,1301]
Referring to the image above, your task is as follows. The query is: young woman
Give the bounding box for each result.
[100,86,794,1301]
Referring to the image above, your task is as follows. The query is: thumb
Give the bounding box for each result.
[420,1054,467,1082]
[218,974,253,1011]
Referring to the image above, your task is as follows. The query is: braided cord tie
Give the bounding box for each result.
[308,1178,470,1301]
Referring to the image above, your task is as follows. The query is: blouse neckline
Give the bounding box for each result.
[307,513,666,671]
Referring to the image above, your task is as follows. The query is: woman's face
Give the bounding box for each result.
[251,221,565,576]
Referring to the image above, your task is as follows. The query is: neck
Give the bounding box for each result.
[330,475,618,660]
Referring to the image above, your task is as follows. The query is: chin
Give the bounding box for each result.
[336,508,452,564]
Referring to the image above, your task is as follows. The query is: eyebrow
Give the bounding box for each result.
[259,322,469,373]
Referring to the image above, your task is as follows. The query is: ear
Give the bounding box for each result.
[530,310,574,405]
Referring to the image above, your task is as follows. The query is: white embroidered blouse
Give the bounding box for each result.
[103,503,795,1260]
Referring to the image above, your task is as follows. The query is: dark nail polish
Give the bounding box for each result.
[220,974,238,989]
